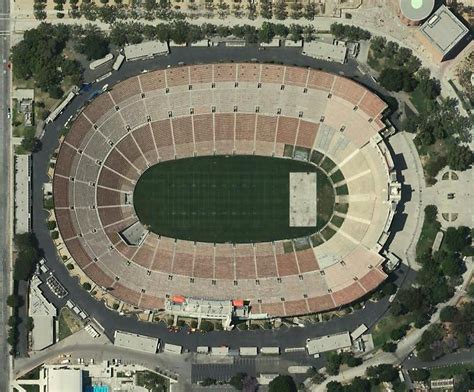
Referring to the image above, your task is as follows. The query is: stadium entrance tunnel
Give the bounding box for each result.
[133,155,335,243]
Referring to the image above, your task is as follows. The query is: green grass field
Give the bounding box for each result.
[133,156,335,243]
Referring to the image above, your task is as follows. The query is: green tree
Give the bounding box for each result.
[410,368,430,381]
[289,1,303,19]
[424,205,438,222]
[6,294,23,308]
[440,255,463,278]
[199,320,214,332]
[229,372,246,390]
[345,356,362,367]
[274,0,287,20]
[77,29,109,60]
[259,0,272,19]
[327,381,344,392]
[156,23,171,42]
[382,282,397,296]
[440,305,458,322]
[326,352,343,375]
[304,1,317,19]
[390,327,407,341]
[382,341,397,352]
[47,221,57,230]
[25,316,34,331]
[13,233,40,281]
[268,375,297,392]
[443,226,471,252]
[82,282,92,291]
[170,20,190,44]
[379,68,404,91]
[288,24,302,42]
[390,301,407,316]
[447,144,472,171]
[258,22,275,43]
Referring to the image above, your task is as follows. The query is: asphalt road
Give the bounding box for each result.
[30,47,413,357]
[0,0,11,388]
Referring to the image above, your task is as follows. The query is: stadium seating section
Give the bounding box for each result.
[54,64,392,317]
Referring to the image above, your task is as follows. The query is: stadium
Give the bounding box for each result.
[53,63,400,319]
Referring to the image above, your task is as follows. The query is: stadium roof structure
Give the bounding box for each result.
[418,5,470,61]
[52,63,401,319]
[399,0,434,22]
[47,368,82,392]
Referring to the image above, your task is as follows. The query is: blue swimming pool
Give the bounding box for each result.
[85,386,109,392]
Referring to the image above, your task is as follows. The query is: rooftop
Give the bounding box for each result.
[29,276,57,351]
[14,154,31,235]
[120,220,147,246]
[124,41,169,60]
[399,0,435,21]
[48,368,83,392]
[302,41,347,64]
[114,330,159,354]
[419,5,469,55]
[306,332,352,355]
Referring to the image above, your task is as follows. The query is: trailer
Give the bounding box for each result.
[112,54,125,71]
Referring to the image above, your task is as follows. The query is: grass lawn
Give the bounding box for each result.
[409,87,432,113]
[372,313,415,348]
[416,214,441,258]
[429,363,474,380]
[58,308,83,340]
[134,156,334,243]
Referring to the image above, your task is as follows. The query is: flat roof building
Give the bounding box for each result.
[47,368,82,392]
[124,41,169,61]
[29,276,57,351]
[417,5,470,62]
[14,154,31,234]
[306,332,352,355]
[114,330,160,354]
[302,41,347,64]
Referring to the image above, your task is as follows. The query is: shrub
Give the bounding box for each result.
[200,320,214,332]
[382,341,397,352]
[47,220,57,230]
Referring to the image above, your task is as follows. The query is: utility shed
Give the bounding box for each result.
[164,343,183,354]
[306,332,352,355]
[114,330,159,353]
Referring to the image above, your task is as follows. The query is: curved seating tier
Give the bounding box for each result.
[53,64,392,317]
